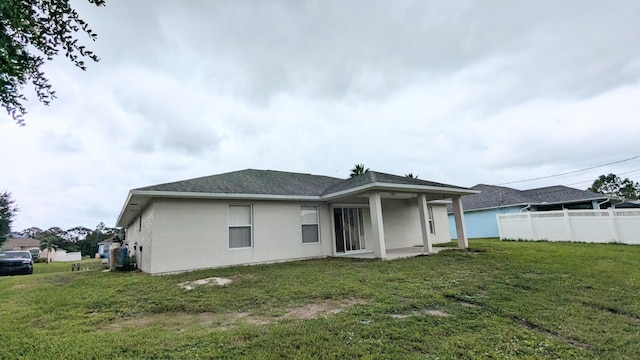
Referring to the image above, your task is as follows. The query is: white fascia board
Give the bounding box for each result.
[458,203,530,214]
[321,182,479,200]
[129,190,322,201]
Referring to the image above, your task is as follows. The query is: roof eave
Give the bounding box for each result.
[458,196,613,213]
[322,182,479,200]
[131,190,322,201]
[115,191,134,228]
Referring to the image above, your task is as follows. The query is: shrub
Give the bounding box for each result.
[116,255,137,272]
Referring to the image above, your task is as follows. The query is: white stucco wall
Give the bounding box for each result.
[381,200,451,249]
[381,199,423,249]
[125,204,154,273]
[143,199,333,274]
[430,204,452,244]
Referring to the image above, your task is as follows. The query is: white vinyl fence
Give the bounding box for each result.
[497,209,640,245]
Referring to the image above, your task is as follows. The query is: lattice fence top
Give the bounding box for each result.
[567,211,610,218]
[499,214,529,220]
[498,209,640,219]
[614,210,640,217]
[531,212,565,219]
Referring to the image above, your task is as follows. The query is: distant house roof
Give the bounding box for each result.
[451,184,611,212]
[613,200,640,208]
[118,169,478,227]
[4,237,40,248]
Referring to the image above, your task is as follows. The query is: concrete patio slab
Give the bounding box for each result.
[336,246,451,260]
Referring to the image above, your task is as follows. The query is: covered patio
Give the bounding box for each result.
[323,171,479,259]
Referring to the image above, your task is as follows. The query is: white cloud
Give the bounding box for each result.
[2,0,640,230]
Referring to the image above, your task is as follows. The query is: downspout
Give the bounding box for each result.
[597,199,610,209]
[520,204,531,212]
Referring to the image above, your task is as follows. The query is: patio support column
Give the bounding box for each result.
[452,195,468,249]
[418,194,433,253]
[368,192,387,259]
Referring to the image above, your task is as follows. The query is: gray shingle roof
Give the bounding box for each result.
[136,169,472,197]
[136,169,344,196]
[321,171,470,195]
[453,184,610,212]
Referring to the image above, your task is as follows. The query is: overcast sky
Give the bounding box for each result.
[2,0,640,231]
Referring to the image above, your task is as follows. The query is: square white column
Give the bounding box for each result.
[418,194,433,253]
[452,195,468,249]
[368,192,387,259]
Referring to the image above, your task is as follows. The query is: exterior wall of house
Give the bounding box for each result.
[430,204,452,244]
[382,200,451,249]
[381,199,422,249]
[143,199,333,274]
[125,203,154,273]
[448,206,522,239]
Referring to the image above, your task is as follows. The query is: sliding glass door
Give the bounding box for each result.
[334,207,366,253]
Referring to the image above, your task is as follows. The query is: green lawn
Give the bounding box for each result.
[1,239,639,359]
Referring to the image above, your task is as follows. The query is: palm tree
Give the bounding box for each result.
[39,236,58,263]
[350,164,370,178]
[405,173,419,179]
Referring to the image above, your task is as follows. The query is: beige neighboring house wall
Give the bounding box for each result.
[4,238,41,252]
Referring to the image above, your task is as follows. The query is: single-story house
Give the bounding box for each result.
[97,237,116,258]
[3,237,41,259]
[116,169,478,274]
[448,184,613,238]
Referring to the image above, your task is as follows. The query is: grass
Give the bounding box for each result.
[32,258,104,274]
[1,239,639,359]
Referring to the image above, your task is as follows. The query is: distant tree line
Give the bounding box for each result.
[20,222,120,257]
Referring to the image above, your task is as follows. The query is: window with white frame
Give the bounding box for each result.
[428,206,436,234]
[229,205,252,248]
[301,206,319,243]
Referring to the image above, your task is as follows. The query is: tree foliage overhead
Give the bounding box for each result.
[588,173,640,200]
[350,164,370,178]
[0,0,105,125]
[0,191,19,245]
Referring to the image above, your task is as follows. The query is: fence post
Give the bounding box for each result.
[608,208,620,243]
[528,213,536,240]
[563,209,573,241]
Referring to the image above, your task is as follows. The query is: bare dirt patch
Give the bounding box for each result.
[390,309,452,319]
[283,298,365,320]
[104,298,365,331]
[178,277,233,290]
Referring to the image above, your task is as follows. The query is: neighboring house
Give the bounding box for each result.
[97,237,115,258]
[447,184,612,239]
[3,237,41,258]
[613,200,640,208]
[116,169,478,275]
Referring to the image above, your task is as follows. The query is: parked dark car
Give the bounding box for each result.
[0,250,34,276]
